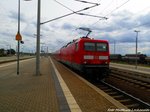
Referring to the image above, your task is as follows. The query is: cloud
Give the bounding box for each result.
[36,10,150,54]
[8,11,27,23]
[136,12,150,28]
[1,1,150,55]
[22,23,36,37]
[61,23,75,30]
[89,10,150,45]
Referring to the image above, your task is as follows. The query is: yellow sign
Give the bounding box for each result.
[16,32,22,41]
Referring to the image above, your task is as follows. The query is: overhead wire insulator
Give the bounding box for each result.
[74,0,100,5]
[76,13,108,19]
[41,4,100,25]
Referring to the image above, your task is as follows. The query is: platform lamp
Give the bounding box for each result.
[134,30,140,69]
[15,0,32,75]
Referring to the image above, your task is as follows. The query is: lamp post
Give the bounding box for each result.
[16,0,40,75]
[16,0,31,75]
[36,0,41,76]
[134,30,140,69]
[16,0,21,75]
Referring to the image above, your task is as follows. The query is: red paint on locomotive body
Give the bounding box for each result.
[54,37,110,79]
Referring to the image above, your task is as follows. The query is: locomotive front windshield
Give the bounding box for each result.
[84,43,95,51]
[97,43,107,51]
[84,42,108,52]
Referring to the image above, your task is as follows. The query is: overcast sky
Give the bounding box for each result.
[1,0,150,55]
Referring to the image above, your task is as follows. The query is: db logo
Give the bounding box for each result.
[95,56,99,59]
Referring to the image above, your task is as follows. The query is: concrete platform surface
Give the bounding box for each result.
[0,57,127,112]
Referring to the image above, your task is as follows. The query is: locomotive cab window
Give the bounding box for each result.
[84,42,95,51]
[97,43,107,51]
[84,42,108,52]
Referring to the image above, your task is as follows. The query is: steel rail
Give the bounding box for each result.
[100,81,150,108]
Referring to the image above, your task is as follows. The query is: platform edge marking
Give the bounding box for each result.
[50,58,82,112]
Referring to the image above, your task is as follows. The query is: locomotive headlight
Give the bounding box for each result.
[99,56,108,60]
[84,55,94,60]
[84,61,87,64]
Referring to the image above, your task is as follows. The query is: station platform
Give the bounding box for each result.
[0,55,34,64]
[110,62,150,75]
[0,57,127,112]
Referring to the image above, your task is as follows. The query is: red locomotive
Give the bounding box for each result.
[54,36,110,80]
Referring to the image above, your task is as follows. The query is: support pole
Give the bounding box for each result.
[134,30,140,69]
[36,0,41,76]
[17,0,21,75]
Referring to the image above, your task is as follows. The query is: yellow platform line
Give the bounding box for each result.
[50,58,82,112]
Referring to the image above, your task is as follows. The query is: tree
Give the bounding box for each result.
[7,49,16,55]
[0,49,5,56]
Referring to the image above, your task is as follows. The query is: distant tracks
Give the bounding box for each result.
[110,68,150,90]
[95,81,150,109]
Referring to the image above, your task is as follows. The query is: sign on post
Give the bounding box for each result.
[16,32,22,41]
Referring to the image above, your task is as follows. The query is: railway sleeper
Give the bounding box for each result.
[119,99,132,103]
[126,103,140,109]
[119,99,140,106]
[98,86,109,90]
[111,74,150,89]
[112,95,124,99]
[107,91,118,95]
[100,81,150,109]
[111,69,150,82]
[103,89,112,92]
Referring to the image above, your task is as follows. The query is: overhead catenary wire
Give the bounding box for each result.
[90,0,131,26]
[53,0,74,12]
[52,0,107,20]
[52,1,150,53]
[52,0,150,35]
[98,0,150,30]
[97,0,114,15]
[77,13,108,19]
[52,0,108,38]
[102,3,150,32]
[92,0,129,24]
[105,0,131,16]
[41,4,99,25]
[45,0,150,41]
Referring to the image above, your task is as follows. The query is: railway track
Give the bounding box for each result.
[110,68,150,90]
[59,60,150,109]
[110,67,150,79]
[96,81,150,109]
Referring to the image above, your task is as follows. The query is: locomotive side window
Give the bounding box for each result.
[97,43,107,51]
[84,42,95,51]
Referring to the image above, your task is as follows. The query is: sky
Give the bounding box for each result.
[1,0,150,55]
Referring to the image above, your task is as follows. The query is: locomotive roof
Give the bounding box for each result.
[78,37,108,43]
[61,37,108,49]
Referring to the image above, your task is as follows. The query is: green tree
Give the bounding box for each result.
[0,49,5,56]
[7,49,16,55]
